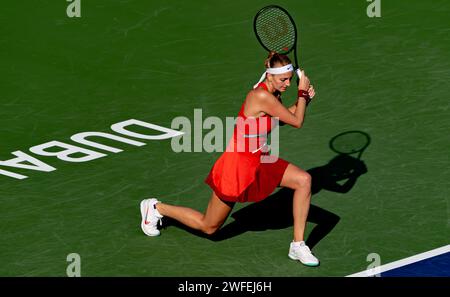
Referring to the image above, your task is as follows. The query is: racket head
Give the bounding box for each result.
[253,5,298,55]
[329,131,371,159]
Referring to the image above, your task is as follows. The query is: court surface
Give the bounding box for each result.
[1,0,449,276]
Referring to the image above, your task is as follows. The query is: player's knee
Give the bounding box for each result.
[294,172,311,189]
[202,224,220,235]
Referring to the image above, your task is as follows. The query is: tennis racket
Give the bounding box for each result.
[329,131,371,159]
[253,5,302,83]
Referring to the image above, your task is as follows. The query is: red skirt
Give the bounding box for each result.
[204,150,289,203]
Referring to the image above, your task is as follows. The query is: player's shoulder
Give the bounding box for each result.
[248,88,275,102]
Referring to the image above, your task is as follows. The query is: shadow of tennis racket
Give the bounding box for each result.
[329,130,371,160]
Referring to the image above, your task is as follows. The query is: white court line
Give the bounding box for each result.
[347,244,450,277]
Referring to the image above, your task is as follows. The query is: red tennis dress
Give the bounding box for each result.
[204,82,290,203]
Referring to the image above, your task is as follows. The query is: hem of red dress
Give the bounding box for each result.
[204,158,290,203]
[204,175,248,203]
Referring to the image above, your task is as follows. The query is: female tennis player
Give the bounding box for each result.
[140,51,319,266]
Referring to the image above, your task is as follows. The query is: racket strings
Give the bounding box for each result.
[255,8,296,54]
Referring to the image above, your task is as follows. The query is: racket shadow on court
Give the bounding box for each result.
[162,131,370,248]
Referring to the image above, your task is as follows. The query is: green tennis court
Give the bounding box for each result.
[1,0,449,276]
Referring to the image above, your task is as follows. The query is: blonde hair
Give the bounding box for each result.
[264,51,292,68]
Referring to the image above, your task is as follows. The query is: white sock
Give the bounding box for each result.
[292,241,306,247]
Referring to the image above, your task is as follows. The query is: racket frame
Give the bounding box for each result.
[253,5,301,83]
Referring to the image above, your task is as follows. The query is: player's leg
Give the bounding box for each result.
[279,163,312,242]
[279,163,319,266]
[155,191,234,235]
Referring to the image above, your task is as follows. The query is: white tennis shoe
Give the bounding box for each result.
[288,241,320,267]
[140,198,163,236]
